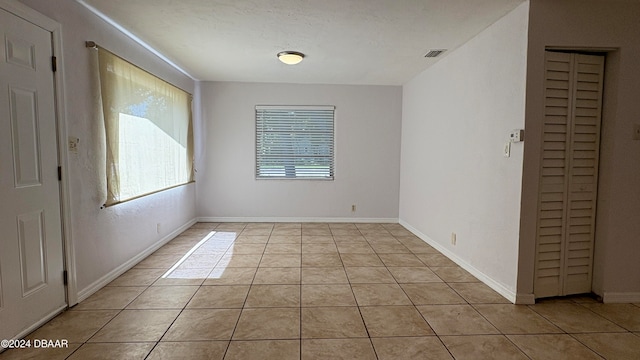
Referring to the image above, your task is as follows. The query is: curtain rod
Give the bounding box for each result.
[85,40,193,97]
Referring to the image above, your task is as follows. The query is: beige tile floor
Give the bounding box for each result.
[2,222,640,359]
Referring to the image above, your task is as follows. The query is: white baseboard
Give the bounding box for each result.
[399,219,518,304]
[75,218,197,304]
[602,292,640,303]
[197,216,399,224]
[515,293,536,305]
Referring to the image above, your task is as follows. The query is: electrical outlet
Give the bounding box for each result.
[451,232,457,245]
[351,204,356,212]
[156,223,161,234]
[633,124,640,140]
[503,142,511,158]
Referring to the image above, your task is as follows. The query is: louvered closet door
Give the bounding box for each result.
[534,51,604,298]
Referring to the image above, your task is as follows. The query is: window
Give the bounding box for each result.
[96,47,194,206]
[256,106,335,179]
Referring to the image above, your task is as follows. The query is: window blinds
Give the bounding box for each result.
[256,105,335,179]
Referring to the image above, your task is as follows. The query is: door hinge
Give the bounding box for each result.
[57,166,62,181]
[63,270,68,285]
[51,56,57,72]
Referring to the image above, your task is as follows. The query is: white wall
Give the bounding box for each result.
[197,82,402,221]
[399,3,529,301]
[19,0,197,301]
[518,0,640,302]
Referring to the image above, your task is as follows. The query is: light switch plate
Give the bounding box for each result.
[510,129,524,142]
[504,142,511,157]
[68,136,79,153]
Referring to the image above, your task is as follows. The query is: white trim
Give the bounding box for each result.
[515,293,536,305]
[602,292,640,304]
[0,0,79,307]
[76,218,197,303]
[198,217,399,224]
[0,0,58,29]
[75,0,194,80]
[399,219,517,304]
[51,8,77,308]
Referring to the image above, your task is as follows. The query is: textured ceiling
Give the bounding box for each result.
[79,0,525,85]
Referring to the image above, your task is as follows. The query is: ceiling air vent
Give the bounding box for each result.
[424,49,446,58]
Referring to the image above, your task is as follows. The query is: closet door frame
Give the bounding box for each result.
[533,50,606,299]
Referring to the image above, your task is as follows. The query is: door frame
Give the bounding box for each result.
[532,47,614,301]
[0,0,77,314]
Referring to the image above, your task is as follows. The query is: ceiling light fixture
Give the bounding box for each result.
[277,51,305,65]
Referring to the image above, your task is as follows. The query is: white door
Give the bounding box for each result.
[0,8,66,341]
[534,51,605,298]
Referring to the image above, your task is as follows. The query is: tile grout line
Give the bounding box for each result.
[221,222,267,359]
[466,302,534,360]
[144,223,222,360]
[65,245,188,360]
[523,299,631,358]
[21,222,640,359]
[573,300,636,332]
[565,333,608,360]
[387,231,459,360]
[194,221,242,358]
[300,226,303,360]
[344,225,380,360]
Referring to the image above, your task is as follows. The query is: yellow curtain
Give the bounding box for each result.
[96,48,193,206]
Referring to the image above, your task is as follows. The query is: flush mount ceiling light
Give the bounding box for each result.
[277,51,305,65]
